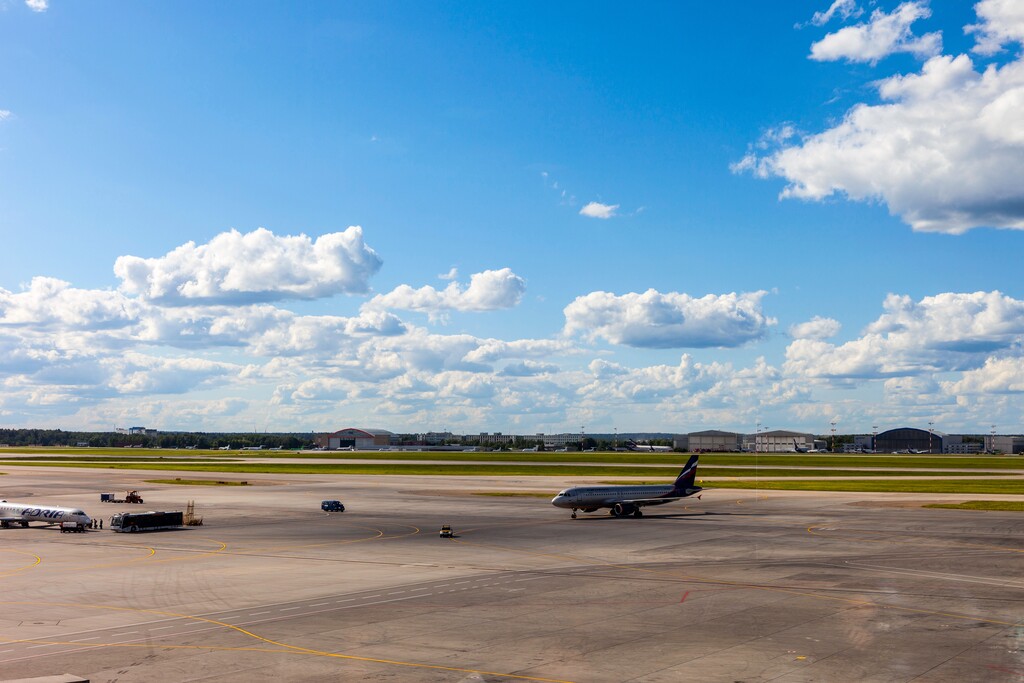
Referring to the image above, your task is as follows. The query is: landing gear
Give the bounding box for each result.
[633,508,643,518]
[571,509,577,519]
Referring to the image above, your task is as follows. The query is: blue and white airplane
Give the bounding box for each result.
[0,500,92,529]
[551,455,702,518]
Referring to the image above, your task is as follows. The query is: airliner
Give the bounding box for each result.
[551,455,702,518]
[624,439,673,453]
[0,500,92,529]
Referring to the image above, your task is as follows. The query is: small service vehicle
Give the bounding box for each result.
[60,521,86,533]
[321,500,345,512]
[439,524,453,538]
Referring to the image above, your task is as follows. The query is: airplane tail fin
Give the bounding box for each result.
[671,455,700,493]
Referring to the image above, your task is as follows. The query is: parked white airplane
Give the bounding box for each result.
[624,439,673,453]
[551,456,702,518]
[0,500,92,529]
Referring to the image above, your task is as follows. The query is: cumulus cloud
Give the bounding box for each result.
[367,268,525,320]
[790,316,842,340]
[810,2,942,64]
[944,357,1024,394]
[967,0,1024,55]
[0,110,11,121]
[115,227,382,305]
[737,52,1024,233]
[0,277,138,330]
[499,361,560,377]
[105,353,239,395]
[25,0,48,12]
[579,202,619,219]
[563,289,774,349]
[784,291,1024,380]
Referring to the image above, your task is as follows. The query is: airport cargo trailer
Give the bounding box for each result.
[109,511,184,533]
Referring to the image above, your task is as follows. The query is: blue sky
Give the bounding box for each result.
[1,0,1023,436]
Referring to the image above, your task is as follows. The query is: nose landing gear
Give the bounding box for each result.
[571,509,577,519]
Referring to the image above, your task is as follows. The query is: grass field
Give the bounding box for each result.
[1,448,1022,469]
[922,500,1024,511]
[698,479,1024,495]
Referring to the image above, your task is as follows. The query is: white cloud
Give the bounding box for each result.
[25,0,47,12]
[499,361,559,377]
[967,0,1024,55]
[105,353,239,395]
[810,2,942,64]
[0,277,138,330]
[790,316,842,340]
[0,110,11,121]
[805,0,864,28]
[944,357,1024,394]
[737,47,1024,232]
[784,291,1024,380]
[114,227,382,305]
[367,268,525,319]
[439,267,458,281]
[563,289,774,349]
[579,202,619,219]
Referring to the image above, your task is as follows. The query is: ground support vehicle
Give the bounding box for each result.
[60,521,87,533]
[321,500,345,512]
[440,524,453,538]
[100,490,144,504]
[109,511,184,533]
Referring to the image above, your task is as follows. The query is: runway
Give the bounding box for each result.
[0,466,1021,682]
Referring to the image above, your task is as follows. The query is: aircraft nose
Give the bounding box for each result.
[551,496,564,507]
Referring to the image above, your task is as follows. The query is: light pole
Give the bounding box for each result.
[613,427,617,451]
[830,421,837,453]
[755,421,761,453]
[928,420,934,454]
[990,424,997,453]
[872,425,878,454]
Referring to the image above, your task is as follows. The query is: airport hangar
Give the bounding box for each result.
[875,427,958,454]
[314,428,396,450]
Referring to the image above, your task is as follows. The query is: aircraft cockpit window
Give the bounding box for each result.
[73,510,85,515]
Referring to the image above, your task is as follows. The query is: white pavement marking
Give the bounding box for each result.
[279,606,302,611]
[388,591,406,595]
[113,631,138,636]
[69,637,100,642]
[26,644,55,649]
[249,611,271,615]
[309,602,328,607]
[151,626,175,631]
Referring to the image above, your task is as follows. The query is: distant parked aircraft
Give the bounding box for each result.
[624,439,673,453]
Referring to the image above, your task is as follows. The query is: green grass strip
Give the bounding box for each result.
[3,448,1024,469]
[700,479,1024,494]
[922,501,1024,511]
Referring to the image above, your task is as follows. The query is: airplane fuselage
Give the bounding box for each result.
[0,500,92,529]
[551,456,702,518]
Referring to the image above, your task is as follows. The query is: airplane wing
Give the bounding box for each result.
[618,496,688,505]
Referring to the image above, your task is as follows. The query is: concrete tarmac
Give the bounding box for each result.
[0,466,1021,682]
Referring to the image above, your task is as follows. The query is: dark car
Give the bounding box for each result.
[321,500,345,512]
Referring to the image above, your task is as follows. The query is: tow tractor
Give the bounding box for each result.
[100,490,144,504]
[439,524,454,538]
